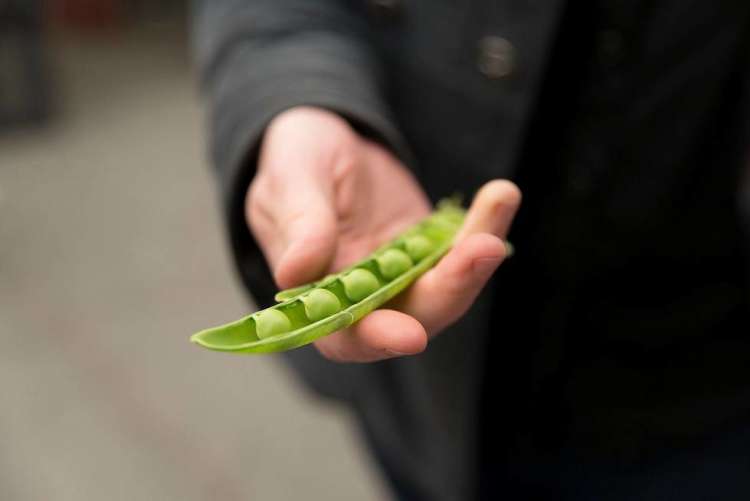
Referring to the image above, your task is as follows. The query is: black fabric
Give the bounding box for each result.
[480,0,750,496]
[480,422,750,501]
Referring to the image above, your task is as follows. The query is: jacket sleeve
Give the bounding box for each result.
[192,0,410,308]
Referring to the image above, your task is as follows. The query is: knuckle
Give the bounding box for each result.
[332,152,359,181]
[278,209,311,235]
[246,182,261,210]
[245,184,266,222]
[441,276,471,298]
[315,339,347,362]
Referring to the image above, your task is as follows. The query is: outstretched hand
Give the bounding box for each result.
[247,106,521,362]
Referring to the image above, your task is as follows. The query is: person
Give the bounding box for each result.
[192,1,750,499]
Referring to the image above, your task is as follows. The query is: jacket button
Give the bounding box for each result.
[368,0,402,19]
[478,36,515,79]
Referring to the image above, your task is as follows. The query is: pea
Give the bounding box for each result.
[190,198,500,354]
[254,309,291,339]
[376,249,413,280]
[342,268,380,302]
[404,235,434,262]
[302,288,341,322]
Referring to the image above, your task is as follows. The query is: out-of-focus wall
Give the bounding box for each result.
[0,6,387,501]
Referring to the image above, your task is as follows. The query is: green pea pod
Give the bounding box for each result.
[190,199,467,354]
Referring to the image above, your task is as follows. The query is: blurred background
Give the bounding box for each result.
[0,1,387,499]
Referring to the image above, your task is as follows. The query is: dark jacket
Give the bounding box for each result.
[193,1,750,499]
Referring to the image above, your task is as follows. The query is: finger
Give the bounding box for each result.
[249,149,343,290]
[389,180,521,334]
[314,309,427,363]
[272,188,338,289]
[247,179,339,289]
[456,179,522,242]
[392,232,506,335]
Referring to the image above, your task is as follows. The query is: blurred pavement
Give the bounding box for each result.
[0,21,386,501]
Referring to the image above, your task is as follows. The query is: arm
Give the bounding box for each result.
[192,0,521,363]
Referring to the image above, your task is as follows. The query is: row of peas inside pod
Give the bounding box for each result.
[189,198,467,353]
[253,234,436,340]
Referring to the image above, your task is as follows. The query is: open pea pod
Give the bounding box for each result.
[190,199,466,354]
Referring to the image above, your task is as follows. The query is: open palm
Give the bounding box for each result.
[247,107,520,362]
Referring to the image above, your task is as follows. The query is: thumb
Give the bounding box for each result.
[250,107,368,289]
[272,180,338,289]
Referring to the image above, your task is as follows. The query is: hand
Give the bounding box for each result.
[247,106,521,362]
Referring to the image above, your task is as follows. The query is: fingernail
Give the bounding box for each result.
[385,349,411,357]
[472,256,502,277]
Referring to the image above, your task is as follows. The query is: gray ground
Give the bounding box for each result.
[0,22,386,501]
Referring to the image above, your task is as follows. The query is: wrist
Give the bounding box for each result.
[268,106,352,135]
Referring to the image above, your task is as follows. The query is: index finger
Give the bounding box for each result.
[390,179,521,334]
